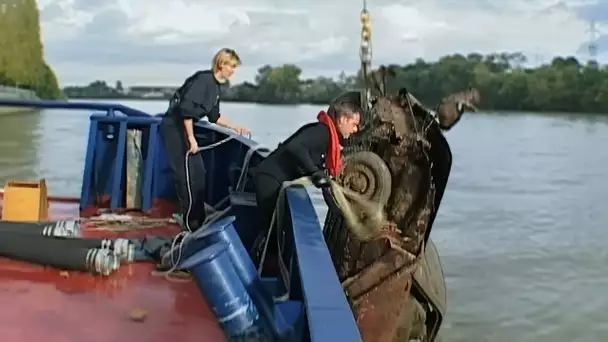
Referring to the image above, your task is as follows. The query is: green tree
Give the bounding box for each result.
[252,64,303,103]
[0,0,61,99]
[115,80,124,93]
[68,52,608,114]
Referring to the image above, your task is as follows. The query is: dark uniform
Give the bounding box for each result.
[160,70,221,230]
[253,122,331,233]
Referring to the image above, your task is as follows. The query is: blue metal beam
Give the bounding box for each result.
[0,98,149,117]
[285,186,362,342]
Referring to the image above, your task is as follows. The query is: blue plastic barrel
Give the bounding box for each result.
[192,216,257,287]
[192,216,291,339]
[179,241,261,336]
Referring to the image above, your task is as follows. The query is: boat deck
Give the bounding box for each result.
[0,200,227,342]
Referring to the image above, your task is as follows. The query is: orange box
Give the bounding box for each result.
[1,179,49,222]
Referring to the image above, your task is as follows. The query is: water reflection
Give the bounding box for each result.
[0,110,42,183]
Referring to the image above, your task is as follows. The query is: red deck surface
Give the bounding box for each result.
[0,199,227,342]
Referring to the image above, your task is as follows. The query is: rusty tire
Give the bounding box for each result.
[324,151,392,207]
[322,151,392,240]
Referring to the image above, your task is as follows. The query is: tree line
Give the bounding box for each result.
[223,53,608,113]
[65,53,608,114]
[0,0,604,112]
[0,0,62,99]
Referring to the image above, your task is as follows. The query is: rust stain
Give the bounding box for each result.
[326,80,478,341]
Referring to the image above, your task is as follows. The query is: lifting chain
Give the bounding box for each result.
[360,0,373,112]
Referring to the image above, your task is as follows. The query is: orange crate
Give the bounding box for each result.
[1,179,49,222]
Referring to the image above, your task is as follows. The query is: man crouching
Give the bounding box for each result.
[251,92,363,262]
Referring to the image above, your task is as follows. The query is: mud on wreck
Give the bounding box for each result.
[322,63,480,341]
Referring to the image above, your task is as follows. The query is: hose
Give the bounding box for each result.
[0,220,81,237]
[0,229,134,262]
[0,232,119,275]
[55,237,134,262]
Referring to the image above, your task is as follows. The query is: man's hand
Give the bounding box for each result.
[188,136,199,154]
[311,170,331,188]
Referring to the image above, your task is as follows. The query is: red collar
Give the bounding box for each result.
[317,111,343,177]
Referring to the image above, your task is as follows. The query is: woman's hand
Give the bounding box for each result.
[234,126,250,135]
[188,136,199,154]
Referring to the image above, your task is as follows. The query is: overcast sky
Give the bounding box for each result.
[37,0,607,86]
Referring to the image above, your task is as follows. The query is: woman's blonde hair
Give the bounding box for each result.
[212,48,242,73]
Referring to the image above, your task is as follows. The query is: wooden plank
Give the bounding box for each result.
[125,129,143,209]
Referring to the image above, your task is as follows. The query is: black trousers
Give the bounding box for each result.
[252,172,284,262]
[160,117,207,230]
[253,172,283,232]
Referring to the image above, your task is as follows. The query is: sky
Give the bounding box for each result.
[37,0,608,87]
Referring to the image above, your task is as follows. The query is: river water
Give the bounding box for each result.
[0,99,607,342]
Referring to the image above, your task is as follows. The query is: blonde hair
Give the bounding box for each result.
[212,48,241,73]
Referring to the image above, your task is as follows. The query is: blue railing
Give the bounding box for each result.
[0,98,158,210]
[285,187,362,342]
[0,98,150,117]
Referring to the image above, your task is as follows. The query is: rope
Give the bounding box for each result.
[256,175,387,302]
[153,138,269,281]
[153,134,387,288]
[83,215,172,231]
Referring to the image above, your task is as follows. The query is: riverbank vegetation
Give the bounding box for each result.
[66,53,608,113]
[0,0,62,99]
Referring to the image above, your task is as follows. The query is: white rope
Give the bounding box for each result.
[156,136,269,280]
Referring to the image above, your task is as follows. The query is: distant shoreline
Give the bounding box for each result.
[61,97,608,115]
[0,106,37,114]
[0,86,39,113]
[2,97,606,116]
[65,95,331,106]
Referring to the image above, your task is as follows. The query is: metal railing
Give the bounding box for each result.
[0,98,150,117]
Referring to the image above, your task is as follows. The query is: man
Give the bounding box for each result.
[252,91,362,236]
[160,48,249,232]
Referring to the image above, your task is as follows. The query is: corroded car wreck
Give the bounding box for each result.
[323,75,480,342]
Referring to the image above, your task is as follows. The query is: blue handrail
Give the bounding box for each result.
[285,186,362,342]
[0,98,151,117]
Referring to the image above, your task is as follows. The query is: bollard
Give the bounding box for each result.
[179,241,269,340]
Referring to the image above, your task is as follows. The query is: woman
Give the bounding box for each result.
[160,48,249,231]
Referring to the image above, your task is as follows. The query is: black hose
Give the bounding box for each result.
[0,220,80,237]
[0,230,135,262]
[0,232,119,275]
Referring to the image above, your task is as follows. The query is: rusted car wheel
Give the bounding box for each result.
[323,150,392,215]
[340,150,392,204]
